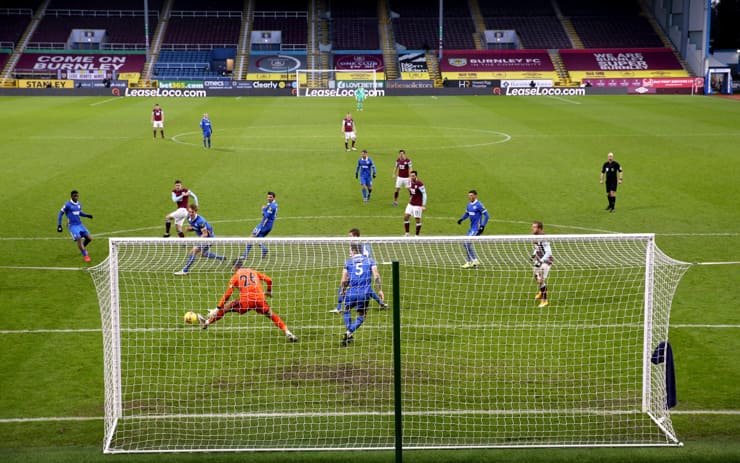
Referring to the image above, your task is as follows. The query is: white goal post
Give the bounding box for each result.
[90,234,690,453]
[295,69,379,97]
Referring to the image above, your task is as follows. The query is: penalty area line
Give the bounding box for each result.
[0,265,86,271]
[694,261,740,266]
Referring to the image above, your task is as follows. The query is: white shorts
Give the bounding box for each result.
[167,207,188,226]
[153,121,164,128]
[534,263,551,281]
[404,204,424,219]
[343,131,356,141]
[395,177,411,189]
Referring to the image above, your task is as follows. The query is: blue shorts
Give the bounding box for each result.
[359,176,373,187]
[202,130,212,137]
[343,287,372,311]
[68,224,90,241]
[251,225,272,238]
[466,228,479,237]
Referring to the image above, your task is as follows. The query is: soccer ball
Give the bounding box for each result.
[183,311,199,324]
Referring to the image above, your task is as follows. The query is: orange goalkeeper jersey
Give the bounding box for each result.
[219,268,272,307]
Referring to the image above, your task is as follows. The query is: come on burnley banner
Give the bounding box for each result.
[15,53,145,78]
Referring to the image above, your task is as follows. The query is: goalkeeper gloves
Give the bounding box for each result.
[457,219,463,225]
[477,226,485,235]
[88,215,93,219]
[57,225,63,232]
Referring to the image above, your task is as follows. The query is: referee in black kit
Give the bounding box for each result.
[600,152,623,212]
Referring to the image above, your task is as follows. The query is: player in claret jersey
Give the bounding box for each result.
[392,149,412,206]
[164,180,199,238]
[151,103,164,139]
[403,170,427,236]
[57,190,94,262]
[341,112,357,152]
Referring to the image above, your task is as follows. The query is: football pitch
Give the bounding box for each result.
[0,94,739,462]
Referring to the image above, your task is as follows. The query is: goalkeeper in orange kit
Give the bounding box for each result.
[197,260,297,342]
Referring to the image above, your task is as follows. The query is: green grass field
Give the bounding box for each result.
[0,94,739,462]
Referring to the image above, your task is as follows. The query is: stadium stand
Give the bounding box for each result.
[254,0,307,9]
[170,0,244,11]
[389,0,476,50]
[162,16,241,47]
[0,53,9,70]
[252,16,308,48]
[328,0,379,50]
[483,16,571,50]
[477,0,555,17]
[46,0,164,9]
[0,10,33,47]
[29,13,157,48]
[555,0,662,48]
[477,0,570,49]
[153,49,230,79]
[332,18,380,50]
[557,0,641,16]
[570,17,663,48]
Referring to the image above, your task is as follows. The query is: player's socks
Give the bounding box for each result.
[349,315,364,333]
[269,313,287,331]
[183,255,196,271]
[540,285,548,301]
[611,197,616,210]
[404,221,410,234]
[368,188,372,199]
[416,224,422,235]
[165,221,172,235]
[260,245,268,258]
[343,311,352,330]
[83,237,91,247]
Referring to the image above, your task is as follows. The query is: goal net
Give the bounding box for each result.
[295,69,378,97]
[90,235,689,453]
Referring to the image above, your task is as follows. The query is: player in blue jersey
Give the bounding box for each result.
[57,190,94,262]
[331,228,387,313]
[200,113,212,149]
[355,150,376,202]
[338,243,385,346]
[174,205,225,275]
[240,191,278,259]
[457,190,490,268]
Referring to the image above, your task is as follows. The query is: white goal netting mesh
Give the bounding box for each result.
[90,235,689,453]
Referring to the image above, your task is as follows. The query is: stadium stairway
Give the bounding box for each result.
[378,0,398,80]
[0,0,49,87]
[548,49,572,86]
[468,0,486,50]
[425,50,443,87]
[558,16,584,49]
[234,0,254,80]
[141,0,172,86]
